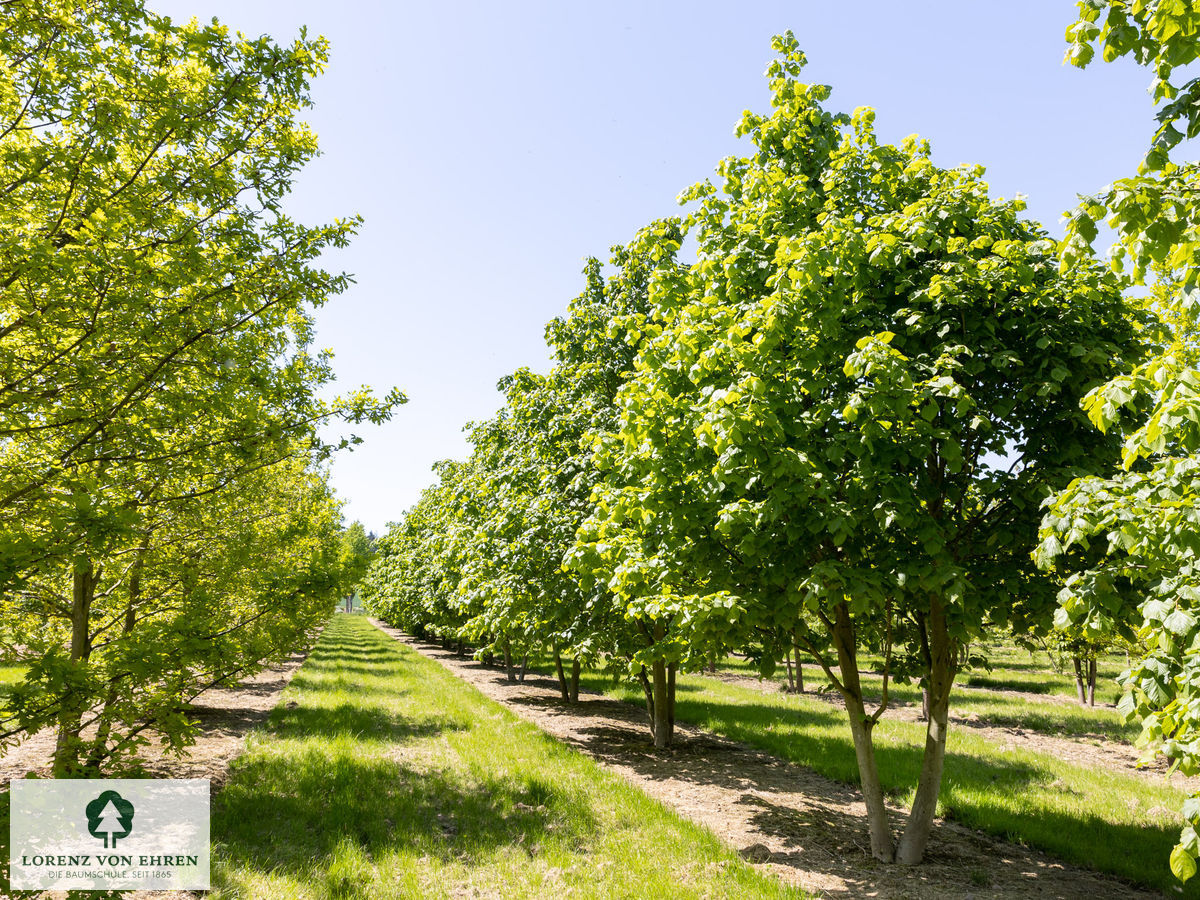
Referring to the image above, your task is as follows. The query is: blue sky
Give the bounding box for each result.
[151,1,1154,534]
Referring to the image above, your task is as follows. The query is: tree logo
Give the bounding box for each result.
[85,791,134,849]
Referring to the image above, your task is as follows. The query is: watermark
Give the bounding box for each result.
[9,778,209,890]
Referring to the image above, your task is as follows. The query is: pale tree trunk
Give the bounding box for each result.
[832,602,895,862]
[518,653,529,682]
[54,560,97,775]
[920,687,930,722]
[785,648,795,692]
[896,595,957,865]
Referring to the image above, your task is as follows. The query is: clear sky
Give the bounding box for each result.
[150,1,1153,535]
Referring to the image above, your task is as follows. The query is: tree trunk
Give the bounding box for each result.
[54,561,97,775]
[896,595,957,865]
[785,648,795,691]
[707,651,717,674]
[456,639,465,657]
[637,666,656,740]
[504,641,515,683]
[1073,656,1087,705]
[793,635,805,693]
[569,659,580,704]
[832,602,894,862]
[667,662,676,736]
[652,658,672,749]
[554,650,570,701]
[920,687,930,722]
[1087,658,1097,707]
[518,653,529,682]
[86,542,148,770]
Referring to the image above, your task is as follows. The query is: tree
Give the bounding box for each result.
[576,33,1137,862]
[0,0,400,773]
[1038,1,1200,884]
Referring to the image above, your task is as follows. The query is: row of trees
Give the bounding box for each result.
[0,0,398,773]
[363,29,1157,865]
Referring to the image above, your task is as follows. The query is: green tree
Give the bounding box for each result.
[1039,1,1200,883]
[0,0,400,773]
[577,33,1136,863]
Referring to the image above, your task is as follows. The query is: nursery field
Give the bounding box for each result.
[575,661,1189,894]
[208,615,801,900]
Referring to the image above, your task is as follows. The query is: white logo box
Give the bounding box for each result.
[9,778,210,890]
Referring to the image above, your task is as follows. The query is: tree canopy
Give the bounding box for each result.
[0,0,399,772]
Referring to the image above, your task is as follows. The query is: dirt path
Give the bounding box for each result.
[706,670,1200,794]
[0,653,305,784]
[1,653,306,899]
[371,621,1159,900]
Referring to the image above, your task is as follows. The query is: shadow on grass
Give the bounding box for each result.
[262,700,466,743]
[213,748,595,897]
[213,620,599,897]
[543,672,1190,896]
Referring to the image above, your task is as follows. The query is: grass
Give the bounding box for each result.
[208,615,806,900]
[576,669,1196,896]
[717,656,1139,743]
[960,640,1128,704]
[0,664,23,717]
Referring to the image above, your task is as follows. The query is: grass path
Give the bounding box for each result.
[384,622,1167,900]
[575,667,1195,897]
[211,615,803,900]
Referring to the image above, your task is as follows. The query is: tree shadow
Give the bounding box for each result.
[214,749,596,889]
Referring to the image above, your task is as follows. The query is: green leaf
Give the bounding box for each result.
[1171,844,1197,883]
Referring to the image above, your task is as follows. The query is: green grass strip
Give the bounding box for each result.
[717,656,1138,742]
[208,616,806,899]
[576,670,1194,896]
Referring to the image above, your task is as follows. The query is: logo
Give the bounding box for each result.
[85,790,135,849]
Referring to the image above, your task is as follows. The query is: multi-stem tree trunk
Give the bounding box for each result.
[831,602,894,862]
[637,661,677,748]
[504,640,515,682]
[54,560,98,775]
[896,595,957,865]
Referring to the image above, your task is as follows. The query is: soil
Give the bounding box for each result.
[0,654,305,785]
[707,669,1200,794]
[0,654,305,900]
[372,619,1164,900]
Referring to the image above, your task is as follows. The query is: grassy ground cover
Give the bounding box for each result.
[716,656,1138,743]
[723,640,1127,705]
[209,615,806,900]
[576,669,1194,896]
[0,665,23,717]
